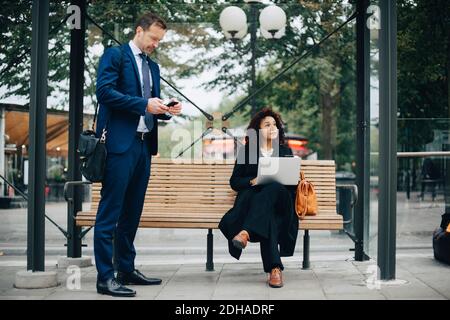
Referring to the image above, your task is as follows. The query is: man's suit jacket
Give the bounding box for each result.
[95,43,171,155]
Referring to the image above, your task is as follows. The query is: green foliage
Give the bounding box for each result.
[0,0,358,168]
[0,1,70,102]
[47,163,65,182]
[397,0,450,151]
[2,0,447,172]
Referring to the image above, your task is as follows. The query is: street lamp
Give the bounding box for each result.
[56,146,61,167]
[220,1,287,116]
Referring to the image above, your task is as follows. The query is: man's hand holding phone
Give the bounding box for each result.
[164,99,182,116]
[147,98,169,115]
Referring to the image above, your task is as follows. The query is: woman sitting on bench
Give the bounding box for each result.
[219,108,298,288]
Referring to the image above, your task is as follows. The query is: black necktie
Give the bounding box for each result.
[139,53,154,132]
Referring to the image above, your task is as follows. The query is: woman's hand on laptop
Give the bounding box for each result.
[250,178,257,186]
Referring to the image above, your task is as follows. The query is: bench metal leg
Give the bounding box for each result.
[302,230,310,270]
[206,228,214,271]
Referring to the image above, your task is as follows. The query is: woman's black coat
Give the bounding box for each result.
[219,143,299,260]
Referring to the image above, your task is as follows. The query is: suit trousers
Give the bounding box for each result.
[94,136,151,281]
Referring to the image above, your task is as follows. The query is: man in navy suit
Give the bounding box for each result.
[94,12,182,297]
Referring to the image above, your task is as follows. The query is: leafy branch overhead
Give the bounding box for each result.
[1,0,448,168]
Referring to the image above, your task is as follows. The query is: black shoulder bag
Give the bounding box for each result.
[78,103,107,182]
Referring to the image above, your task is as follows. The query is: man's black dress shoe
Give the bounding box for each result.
[96,278,136,297]
[116,269,162,286]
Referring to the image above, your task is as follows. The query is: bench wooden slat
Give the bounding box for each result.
[77,211,342,220]
[149,159,335,165]
[149,169,335,174]
[76,219,343,230]
[76,214,342,221]
[150,168,335,172]
[90,194,238,200]
[91,195,337,202]
[91,184,338,190]
[91,195,238,201]
[89,200,235,206]
[143,190,335,196]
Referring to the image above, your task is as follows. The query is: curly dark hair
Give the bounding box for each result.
[246,107,286,145]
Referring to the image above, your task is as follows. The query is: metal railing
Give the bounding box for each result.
[369,151,450,158]
[0,174,69,238]
[397,151,450,158]
[396,151,450,200]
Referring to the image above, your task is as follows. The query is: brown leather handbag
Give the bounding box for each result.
[295,171,318,220]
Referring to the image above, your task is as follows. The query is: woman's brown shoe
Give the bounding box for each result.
[232,230,250,249]
[268,267,283,288]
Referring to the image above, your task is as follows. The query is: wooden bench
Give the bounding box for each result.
[74,158,343,270]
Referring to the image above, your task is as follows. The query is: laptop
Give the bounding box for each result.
[256,157,301,186]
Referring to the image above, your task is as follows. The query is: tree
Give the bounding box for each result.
[397,0,449,150]
[229,1,356,165]
[0,1,70,105]
[1,1,357,168]
[0,1,214,108]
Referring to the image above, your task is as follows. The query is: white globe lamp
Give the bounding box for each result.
[220,6,247,39]
[259,5,286,38]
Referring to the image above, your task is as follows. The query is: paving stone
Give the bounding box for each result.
[1,251,450,300]
[325,293,387,300]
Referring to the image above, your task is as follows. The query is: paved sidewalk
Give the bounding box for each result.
[1,200,449,300]
[0,253,449,300]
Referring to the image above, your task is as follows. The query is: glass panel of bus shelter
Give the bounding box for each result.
[364,0,385,258]
[0,2,72,199]
[397,123,449,248]
[396,0,449,254]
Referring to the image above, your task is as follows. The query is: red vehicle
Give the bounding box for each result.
[285,133,311,158]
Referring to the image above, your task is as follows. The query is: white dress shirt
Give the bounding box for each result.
[129,40,152,133]
[260,148,274,157]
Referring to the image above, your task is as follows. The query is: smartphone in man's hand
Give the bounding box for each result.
[162,99,180,117]
[164,100,178,108]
